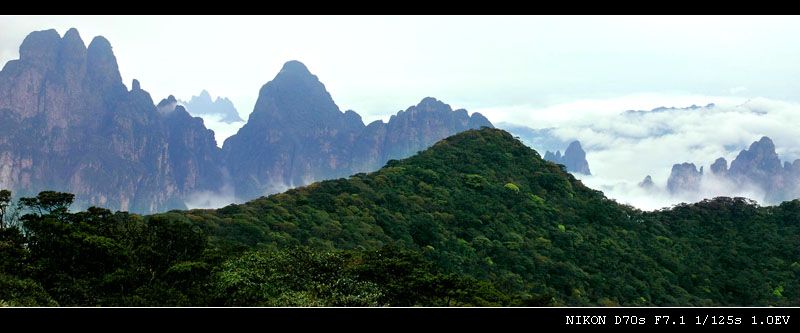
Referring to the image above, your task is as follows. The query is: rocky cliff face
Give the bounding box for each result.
[662,136,800,204]
[710,157,728,176]
[638,175,655,189]
[222,61,493,199]
[1,30,495,211]
[667,163,703,194]
[544,141,591,175]
[181,90,243,123]
[0,29,224,213]
[727,136,798,203]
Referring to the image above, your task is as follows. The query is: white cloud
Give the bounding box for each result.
[193,114,245,147]
[730,86,748,95]
[184,182,237,209]
[493,94,800,210]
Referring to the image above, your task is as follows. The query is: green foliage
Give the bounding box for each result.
[19,191,75,216]
[504,183,520,192]
[0,273,57,306]
[1,129,799,306]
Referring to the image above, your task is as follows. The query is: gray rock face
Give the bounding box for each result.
[667,163,703,194]
[0,28,224,213]
[727,136,795,203]
[638,175,655,189]
[662,136,800,204]
[544,141,591,175]
[728,137,783,187]
[222,61,493,199]
[181,90,243,123]
[0,30,496,211]
[497,123,569,155]
[710,157,728,176]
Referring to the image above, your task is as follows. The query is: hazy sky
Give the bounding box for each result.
[3,15,800,125]
[4,15,800,209]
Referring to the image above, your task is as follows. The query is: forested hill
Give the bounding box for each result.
[1,128,798,306]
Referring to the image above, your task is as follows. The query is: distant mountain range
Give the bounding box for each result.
[0,28,223,213]
[658,136,800,204]
[543,141,591,175]
[0,29,492,213]
[180,90,243,123]
[495,122,570,154]
[3,128,798,306]
[496,123,591,176]
[223,61,492,200]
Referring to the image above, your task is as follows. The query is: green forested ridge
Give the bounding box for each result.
[0,128,798,306]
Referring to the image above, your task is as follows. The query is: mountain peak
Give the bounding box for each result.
[729,136,783,191]
[19,29,61,69]
[157,95,179,113]
[751,136,776,152]
[183,90,243,123]
[710,157,728,175]
[87,36,113,56]
[247,59,338,124]
[87,35,122,89]
[562,141,591,175]
[468,112,493,129]
[415,97,452,112]
[565,140,584,154]
[279,60,313,77]
[638,175,655,189]
[63,28,82,43]
[667,162,703,193]
[544,140,591,175]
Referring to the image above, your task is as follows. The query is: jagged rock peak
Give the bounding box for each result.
[562,141,591,175]
[729,136,782,177]
[158,95,178,107]
[710,157,728,175]
[182,90,243,123]
[639,175,655,189]
[131,79,141,91]
[667,162,703,193]
[469,112,493,128]
[196,89,213,102]
[60,28,87,59]
[543,141,591,175]
[415,97,452,111]
[86,35,122,87]
[19,29,61,68]
[278,60,313,77]
[157,95,179,113]
[565,141,585,155]
[750,136,776,154]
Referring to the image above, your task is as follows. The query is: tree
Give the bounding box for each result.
[0,190,10,229]
[19,191,75,216]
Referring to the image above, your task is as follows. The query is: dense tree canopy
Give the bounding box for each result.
[0,128,798,306]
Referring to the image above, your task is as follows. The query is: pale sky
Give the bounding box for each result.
[3,15,800,125]
[5,16,800,209]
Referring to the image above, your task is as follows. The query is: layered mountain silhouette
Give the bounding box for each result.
[664,136,800,204]
[0,29,224,213]
[496,122,569,154]
[6,128,797,306]
[181,90,243,123]
[0,29,492,212]
[222,61,492,199]
[544,141,591,175]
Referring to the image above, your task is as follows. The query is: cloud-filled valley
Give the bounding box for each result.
[494,95,800,209]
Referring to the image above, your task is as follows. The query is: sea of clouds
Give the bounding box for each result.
[483,94,800,210]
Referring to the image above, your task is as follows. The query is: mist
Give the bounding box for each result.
[500,95,800,210]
